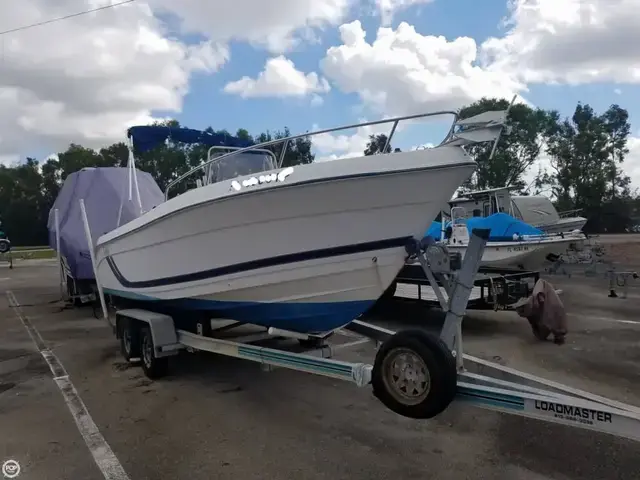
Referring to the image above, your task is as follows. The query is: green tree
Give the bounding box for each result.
[0,121,320,245]
[254,127,315,167]
[601,105,632,200]
[364,134,394,156]
[56,144,113,180]
[0,158,48,245]
[542,103,634,232]
[457,97,553,192]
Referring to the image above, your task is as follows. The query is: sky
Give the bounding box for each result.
[1,0,640,191]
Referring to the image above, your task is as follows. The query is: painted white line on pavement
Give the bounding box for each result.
[6,290,130,480]
[568,312,640,325]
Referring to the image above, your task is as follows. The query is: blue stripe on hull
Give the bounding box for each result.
[104,288,375,334]
[105,236,412,289]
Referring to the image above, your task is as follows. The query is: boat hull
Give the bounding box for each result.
[96,152,475,334]
[537,217,587,235]
[447,235,584,271]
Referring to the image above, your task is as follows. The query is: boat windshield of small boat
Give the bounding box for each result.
[206,152,275,184]
[170,144,278,199]
[123,125,279,201]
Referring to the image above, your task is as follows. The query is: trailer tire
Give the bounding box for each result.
[140,325,168,379]
[119,318,140,361]
[372,329,457,419]
[0,239,10,254]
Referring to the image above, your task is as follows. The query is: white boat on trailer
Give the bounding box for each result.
[75,112,639,444]
[446,186,588,234]
[444,207,586,271]
[92,109,501,335]
[82,224,640,441]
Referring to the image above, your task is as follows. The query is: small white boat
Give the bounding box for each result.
[445,187,587,234]
[444,207,585,271]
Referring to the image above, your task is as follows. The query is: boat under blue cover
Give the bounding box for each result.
[424,213,543,242]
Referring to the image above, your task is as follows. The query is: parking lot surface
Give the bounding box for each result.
[1,252,639,480]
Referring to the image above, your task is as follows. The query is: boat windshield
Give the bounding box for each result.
[207,152,274,184]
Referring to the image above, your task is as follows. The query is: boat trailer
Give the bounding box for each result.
[79,200,640,443]
[607,269,639,299]
[389,262,541,311]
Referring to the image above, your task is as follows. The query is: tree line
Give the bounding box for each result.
[0,122,314,246]
[1,98,639,246]
[363,98,640,234]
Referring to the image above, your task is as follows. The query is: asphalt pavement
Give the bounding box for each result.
[1,259,639,480]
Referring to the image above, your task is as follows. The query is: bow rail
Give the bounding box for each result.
[126,102,515,202]
[164,109,461,200]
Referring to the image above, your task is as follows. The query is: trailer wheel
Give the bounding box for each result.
[372,329,457,419]
[0,239,10,254]
[140,325,168,379]
[119,318,140,361]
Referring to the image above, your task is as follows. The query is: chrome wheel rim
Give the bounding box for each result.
[382,347,430,405]
[123,329,132,355]
[142,334,153,369]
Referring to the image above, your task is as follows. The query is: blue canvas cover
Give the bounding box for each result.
[425,221,443,240]
[424,213,543,242]
[127,125,254,153]
[465,213,543,240]
[47,167,164,280]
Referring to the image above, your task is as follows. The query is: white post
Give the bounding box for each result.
[127,140,133,201]
[79,199,109,322]
[54,208,66,300]
[127,137,143,214]
[116,164,127,228]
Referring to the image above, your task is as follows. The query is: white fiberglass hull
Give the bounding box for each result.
[447,235,585,271]
[95,149,475,334]
[537,217,587,235]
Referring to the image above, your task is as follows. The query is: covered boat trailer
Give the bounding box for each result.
[52,208,96,306]
[78,201,640,443]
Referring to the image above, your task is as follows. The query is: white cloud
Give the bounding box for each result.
[313,126,374,161]
[0,0,226,158]
[0,155,20,167]
[310,94,325,107]
[626,136,640,192]
[223,56,330,99]
[312,118,398,161]
[0,0,353,160]
[374,0,434,26]
[410,143,434,150]
[480,0,640,85]
[320,20,524,117]
[148,0,352,54]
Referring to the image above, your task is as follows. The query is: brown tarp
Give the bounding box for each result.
[515,279,568,344]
